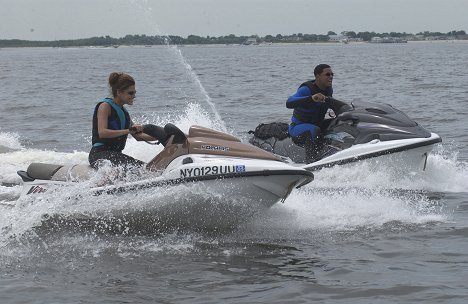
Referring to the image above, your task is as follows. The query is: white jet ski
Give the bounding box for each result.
[249,98,442,172]
[17,124,313,208]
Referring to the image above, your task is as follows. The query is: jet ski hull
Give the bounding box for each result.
[19,156,314,209]
[304,132,441,171]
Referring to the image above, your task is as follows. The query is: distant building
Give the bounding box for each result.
[328,34,349,43]
[243,37,258,45]
[369,36,407,43]
[407,35,425,41]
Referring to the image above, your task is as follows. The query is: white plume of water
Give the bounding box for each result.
[1,137,464,252]
[311,145,468,193]
[0,131,23,152]
[124,103,225,162]
[129,0,227,132]
[166,45,227,132]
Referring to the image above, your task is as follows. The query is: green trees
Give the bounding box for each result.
[0,30,466,47]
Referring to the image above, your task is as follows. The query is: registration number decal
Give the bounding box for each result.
[180,165,246,178]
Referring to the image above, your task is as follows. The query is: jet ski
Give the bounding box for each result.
[249,98,442,172]
[17,124,313,208]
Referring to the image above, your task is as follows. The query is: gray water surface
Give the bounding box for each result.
[1,42,468,303]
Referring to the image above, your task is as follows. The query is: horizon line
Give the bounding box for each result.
[1,29,467,42]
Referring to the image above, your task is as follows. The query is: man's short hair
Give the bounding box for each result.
[314,64,331,76]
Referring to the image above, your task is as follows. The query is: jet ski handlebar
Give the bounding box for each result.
[324,97,360,125]
[325,97,353,115]
[129,124,186,146]
[164,123,187,145]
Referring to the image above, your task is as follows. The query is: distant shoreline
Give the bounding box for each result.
[2,39,468,50]
[1,31,467,48]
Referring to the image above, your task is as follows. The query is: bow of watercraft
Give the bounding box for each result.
[303,132,441,172]
[158,155,314,208]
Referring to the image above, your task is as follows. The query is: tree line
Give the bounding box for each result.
[0,30,466,48]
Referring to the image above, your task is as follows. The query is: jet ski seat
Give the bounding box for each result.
[21,163,94,182]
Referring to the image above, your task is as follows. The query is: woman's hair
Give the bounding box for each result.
[108,72,135,97]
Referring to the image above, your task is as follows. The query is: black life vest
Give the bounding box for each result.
[91,98,130,151]
[292,80,333,124]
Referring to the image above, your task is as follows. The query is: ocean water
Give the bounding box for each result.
[1,41,468,303]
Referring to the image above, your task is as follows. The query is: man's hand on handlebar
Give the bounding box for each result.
[311,93,327,103]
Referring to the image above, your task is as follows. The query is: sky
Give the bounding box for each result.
[1,0,467,40]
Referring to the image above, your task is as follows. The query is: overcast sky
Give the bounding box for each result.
[1,0,467,40]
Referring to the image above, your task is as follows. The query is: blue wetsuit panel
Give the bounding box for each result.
[287,86,312,104]
[287,86,321,138]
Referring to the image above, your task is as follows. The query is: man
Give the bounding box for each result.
[286,64,334,163]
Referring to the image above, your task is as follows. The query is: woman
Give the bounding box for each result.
[89,72,166,168]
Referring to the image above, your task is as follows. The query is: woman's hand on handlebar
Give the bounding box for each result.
[129,124,144,135]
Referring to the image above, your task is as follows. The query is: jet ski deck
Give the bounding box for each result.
[249,98,442,172]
